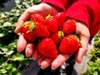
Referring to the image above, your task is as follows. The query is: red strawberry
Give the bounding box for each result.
[21,21,36,42]
[23,31,35,42]
[45,15,58,33]
[55,12,66,29]
[59,35,81,54]
[62,20,76,34]
[31,14,45,24]
[32,22,49,37]
[38,38,58,59]
[30,14,50,37]
[25,43,34,57]
[51,31,64,44]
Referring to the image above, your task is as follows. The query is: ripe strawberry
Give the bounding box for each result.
[21,21,36,42]
[51,31,64,44]
[59,35,81,54]
[31,14,45,24]
[25,43,34,57]
[55,12,66,29]
[33,22,50,37]
[23,31,35,42]
[30,14,50,37]
[38,38,58,59]
[62,20,76,34]
[45,15,58,33]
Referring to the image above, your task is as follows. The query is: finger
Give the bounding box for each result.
[32,50,40,61]
[76,48,87,63]
[76,34,89,63]
[25,43,34,57]
[40,58,52,69]
[37,57,45,66]
[17,34,27,52]
[15,21,24,33]
[51,54,70,70]
[15,7,34,33]
[75,22,90,63]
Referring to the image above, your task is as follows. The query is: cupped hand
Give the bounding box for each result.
[39,21,90,70]
[15,3,57,33]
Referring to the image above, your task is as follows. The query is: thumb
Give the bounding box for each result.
[15,21,24,33]
[76,48,87,63]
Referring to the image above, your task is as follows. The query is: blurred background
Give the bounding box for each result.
[0,0,100,75]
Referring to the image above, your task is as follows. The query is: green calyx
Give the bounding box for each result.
[29,21,36,32]
[58,31,64,39]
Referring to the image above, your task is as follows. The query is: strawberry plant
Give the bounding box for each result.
[84,32,100,75]
[0,0,37,75]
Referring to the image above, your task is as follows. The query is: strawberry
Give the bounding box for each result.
[62,19,76,34]
[45,15,58,33]
[33,22,50,37]
[59,35,81,54]
[55,12,66,29]
[30,14,50,37]
[31,14,45,24]
[51,31,64,44]
[21,21,36,42]
[38,38,58,59]
[21,17,50,41]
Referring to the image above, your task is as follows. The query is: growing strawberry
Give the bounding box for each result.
[38,38,58,59]
[59,35,81,54]
[51,31,64,44]
[62,19,76,34]
[45,15,58,33]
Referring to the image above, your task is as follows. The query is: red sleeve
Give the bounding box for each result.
[65,0,100,36]
[79,0,100,36]
[42,0,67,10]
[65,1,90,28]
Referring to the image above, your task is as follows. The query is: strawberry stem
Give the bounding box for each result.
[29,22,36,32]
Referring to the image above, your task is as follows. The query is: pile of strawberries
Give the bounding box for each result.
[17,12,81,60]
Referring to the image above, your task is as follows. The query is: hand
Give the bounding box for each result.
[39,21,90,70]
[16,3,57,67]
[15,3,57,33]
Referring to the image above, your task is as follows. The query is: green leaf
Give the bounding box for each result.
[11,53,25,61]
[0,69,7,74]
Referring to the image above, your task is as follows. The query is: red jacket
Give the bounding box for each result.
[43,0,100,37]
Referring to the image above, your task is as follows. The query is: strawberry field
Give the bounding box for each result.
[0,0,100,75]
